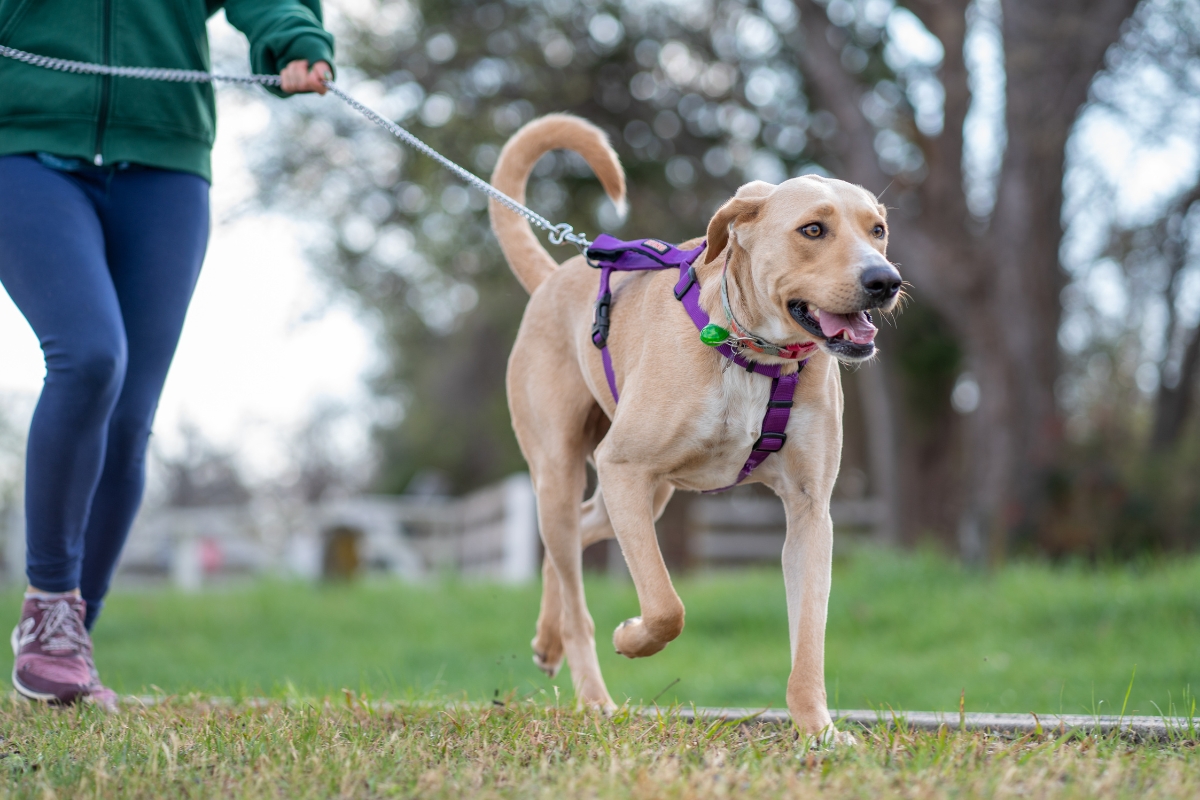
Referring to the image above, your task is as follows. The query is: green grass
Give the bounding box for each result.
[3,699,1200,798]
[4,548,1199,717]
[4,551,1200,798]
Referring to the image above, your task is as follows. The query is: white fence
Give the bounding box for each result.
[2,473,540,588]
[1,473,886,585]
[688,494,886,567]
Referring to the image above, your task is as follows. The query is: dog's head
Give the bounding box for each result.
[705,176,901,363]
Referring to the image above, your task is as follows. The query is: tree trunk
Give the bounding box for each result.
[1148,185,1200,452]
[1151,326,1200,451]
[794,0,1139,559]
[968,0,1140,554]
[855,360,900,544]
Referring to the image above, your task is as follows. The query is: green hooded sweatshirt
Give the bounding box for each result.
[0,0,334,182]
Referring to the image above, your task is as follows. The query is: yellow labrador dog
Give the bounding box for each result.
[489,114,900,740]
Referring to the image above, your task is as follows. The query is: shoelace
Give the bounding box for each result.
[22,599,90,654]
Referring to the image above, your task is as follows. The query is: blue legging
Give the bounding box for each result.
[0,154,209,629]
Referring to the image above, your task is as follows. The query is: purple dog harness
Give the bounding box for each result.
[585,234,805,491]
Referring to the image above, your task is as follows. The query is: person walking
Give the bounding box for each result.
[0,0,335,708]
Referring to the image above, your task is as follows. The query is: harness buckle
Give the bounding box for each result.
[752,431,787,452]
[673,266,697,300]
[591,291,612,349]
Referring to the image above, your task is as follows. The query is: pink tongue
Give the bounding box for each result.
[818,310,877,344]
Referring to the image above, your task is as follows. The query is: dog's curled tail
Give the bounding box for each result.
[489,114,626,293]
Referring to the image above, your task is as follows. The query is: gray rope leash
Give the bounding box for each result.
[320,83,589,249]
[0,43,592,251]
[0,43,283,85]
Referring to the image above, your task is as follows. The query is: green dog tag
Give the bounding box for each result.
[699,323,730,346]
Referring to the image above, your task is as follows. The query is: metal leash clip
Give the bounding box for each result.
[548,223,591,253]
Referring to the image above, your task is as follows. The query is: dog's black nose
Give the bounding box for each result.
[860,265,902,301]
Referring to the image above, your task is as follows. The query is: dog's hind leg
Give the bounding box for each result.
[533,406,620,679]
[595,462,685,659]
[579,492,613,547]
[580,482,674,548]
[530,450,615,709]
[531,554,566,677]
[510,328,614,707]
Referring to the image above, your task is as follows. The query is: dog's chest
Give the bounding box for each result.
[676,367,776,483]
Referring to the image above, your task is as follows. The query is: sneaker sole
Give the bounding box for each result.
[10,624,79,704]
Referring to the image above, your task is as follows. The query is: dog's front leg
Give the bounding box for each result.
[780,491,839,740]
[595,463,685,658]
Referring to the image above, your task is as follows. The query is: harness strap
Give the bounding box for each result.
[672,265,787,378]
[725,370,800,490]
[589,236,707,401]
[585,235,806,491]
[671,260,803,492]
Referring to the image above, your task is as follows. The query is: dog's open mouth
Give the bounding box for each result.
[788,301,877,360]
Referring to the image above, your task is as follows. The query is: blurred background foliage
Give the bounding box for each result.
[252,0,858,495]
[247,0,1200,561]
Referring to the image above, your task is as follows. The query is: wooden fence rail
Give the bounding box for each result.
[2,474,885,584]
[687,494,886,567]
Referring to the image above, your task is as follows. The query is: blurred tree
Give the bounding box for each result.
[792,0,1143,560]
[1042,0,1200,556]
[0,398,27,549]
[1081,2,1200,454]
[250,0,852,494]
[1105,181,1200,453]
[288,400,363,503]
[246,0,1200,561]
[158,424,252,508]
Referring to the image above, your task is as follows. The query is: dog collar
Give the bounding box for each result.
[716,249,818,360]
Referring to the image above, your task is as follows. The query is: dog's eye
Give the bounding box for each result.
[872,224,886,238]
[799,223,823,239]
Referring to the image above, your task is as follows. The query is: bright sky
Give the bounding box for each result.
[0,16,377,481]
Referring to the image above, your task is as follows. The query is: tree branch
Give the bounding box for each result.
[793,0,890,192]
[1150,181,1200,450]
[792,0,963,319]
[901,1,972,232]
[792,0,979,328]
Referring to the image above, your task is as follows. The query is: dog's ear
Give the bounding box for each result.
[734,180,775,199]
[705,196,764,263]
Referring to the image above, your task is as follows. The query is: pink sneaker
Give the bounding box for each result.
[82,653,120,712]
[10,595,93,704]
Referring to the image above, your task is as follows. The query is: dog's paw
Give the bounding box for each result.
[530,637,563,678]
[822,728,860,748]
[531,653,562,678]
[613,617,659,658]
[612,616,675,659]
[579,697,619,716]
[799,726,859,749]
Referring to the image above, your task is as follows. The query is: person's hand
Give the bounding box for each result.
[280,60,331,95]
